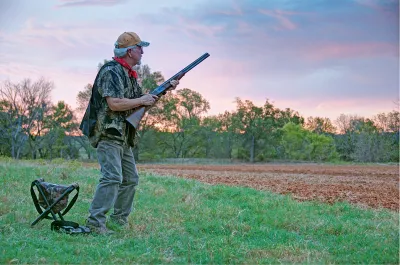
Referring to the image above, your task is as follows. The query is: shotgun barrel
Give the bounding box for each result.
[126,53,210,130]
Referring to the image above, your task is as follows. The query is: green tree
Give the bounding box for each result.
[333,114,398,162]
[42,101,76,159]
[231,98,264,162]
[201,115,225,158]
[333,114,363,161]
[134,67,166,160]
[230,98,304,162]
[216,111,236,159]
[281,122,338,161]
[350,118,397,162]
[305,116,336,134]
[152,88,210,158]
[76,83,92,114]
[373,111,400,133]
[0,78,53,159]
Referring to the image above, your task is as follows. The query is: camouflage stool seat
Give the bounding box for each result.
[30,178,90,234]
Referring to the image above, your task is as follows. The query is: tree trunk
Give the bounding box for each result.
[205,134,211,158]
[227,135,232,159]
[38,148,44,158]
[250,135,255,163]
[16,148,21,160]
[11,141,15,159]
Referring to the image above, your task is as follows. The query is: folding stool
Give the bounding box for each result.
[30,178,89,234]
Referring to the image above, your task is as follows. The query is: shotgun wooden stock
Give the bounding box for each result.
[126,52,210,130]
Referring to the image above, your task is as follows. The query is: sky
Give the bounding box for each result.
[0,0,399,122]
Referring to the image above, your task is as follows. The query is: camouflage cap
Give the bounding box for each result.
[115,32,150,48]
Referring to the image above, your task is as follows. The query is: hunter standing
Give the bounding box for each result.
[79,32,179,234]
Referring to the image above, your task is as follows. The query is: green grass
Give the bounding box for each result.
[0,159,398,264]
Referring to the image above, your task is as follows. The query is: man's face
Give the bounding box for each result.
[129,45,143,66]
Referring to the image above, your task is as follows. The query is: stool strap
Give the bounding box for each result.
[60,186,79,216]
[30,179,52,219]
[51,220,79,230]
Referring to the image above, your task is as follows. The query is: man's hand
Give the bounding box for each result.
[169,80,179,90]
[140,94,159,106]
[139,80,179,107]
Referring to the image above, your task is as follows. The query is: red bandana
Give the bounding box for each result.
[113,57,138,79]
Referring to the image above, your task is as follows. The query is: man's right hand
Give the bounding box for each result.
[140,94,159,106]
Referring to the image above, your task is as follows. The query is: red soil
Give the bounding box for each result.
[137,164,399,211]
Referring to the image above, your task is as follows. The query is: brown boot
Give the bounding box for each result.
[86,224,115,235]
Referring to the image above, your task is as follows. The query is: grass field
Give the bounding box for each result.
[0,159,398,264]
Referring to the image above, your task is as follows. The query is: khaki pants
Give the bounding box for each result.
[86,140,139,229]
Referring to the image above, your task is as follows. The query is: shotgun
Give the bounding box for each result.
[126,52,210,130]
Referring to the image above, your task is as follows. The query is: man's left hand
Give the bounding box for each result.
[170,80,179,90]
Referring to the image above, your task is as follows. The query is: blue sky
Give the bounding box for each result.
[0,0,398,121]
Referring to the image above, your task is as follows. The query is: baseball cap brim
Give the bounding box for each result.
[137,41,150,47]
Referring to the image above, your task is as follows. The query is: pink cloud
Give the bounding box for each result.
[0,62,96,111]
[178,20,226,39]
[354,0,399,15]
[269,97,397,121]
[56,0,127,8]
[185,93,397,121]
[143,14,226,42]
[20,18,116,47]
[1,0,397,123]
[305,42,398,61]
[258,9,298,30]
[236,21,253,34]
[213,2,243,16]
[0,18,134,63]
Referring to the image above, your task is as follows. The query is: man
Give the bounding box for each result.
[79,32,179,234]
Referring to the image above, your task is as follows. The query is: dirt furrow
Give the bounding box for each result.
[138,164,399,211]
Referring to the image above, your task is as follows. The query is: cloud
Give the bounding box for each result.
[0,61,95,109]
[0,17,132,64]
[56,0,127,8]
[354,0,399,14]
[139,0,398,59]
[0,0,397,121]
[118,0,399,117]
[258,9,300,30]
[305,42,398,61]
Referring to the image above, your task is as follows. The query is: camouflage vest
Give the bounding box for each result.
[79,60,143,148]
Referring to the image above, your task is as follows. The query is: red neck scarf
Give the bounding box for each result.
[113,57,138,79]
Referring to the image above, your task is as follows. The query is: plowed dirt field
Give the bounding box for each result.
[137,164,399,211]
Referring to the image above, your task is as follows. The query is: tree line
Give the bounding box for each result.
[1,63,398,163]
